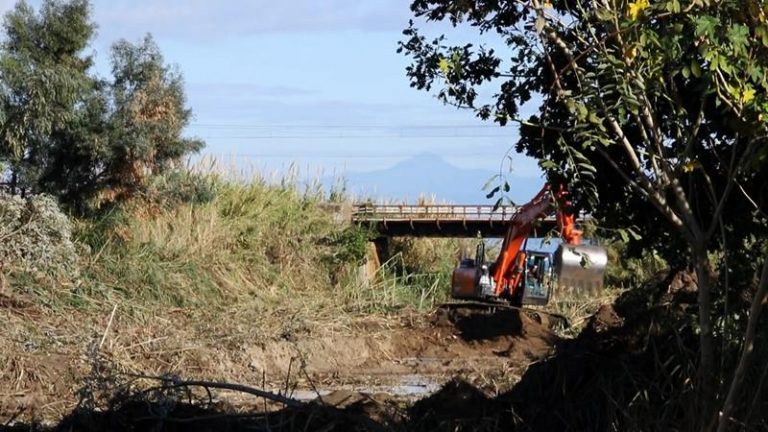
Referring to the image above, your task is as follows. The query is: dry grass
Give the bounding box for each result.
[0,167,632,427]
[2,170,461,371]
[0,169,469,419]
[543,286,624,337]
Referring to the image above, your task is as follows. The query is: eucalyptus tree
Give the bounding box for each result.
[0,0,96,194]
[98,35,203,205]
[0,1,202,209]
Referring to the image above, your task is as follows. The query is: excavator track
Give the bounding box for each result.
[437,301,571,331]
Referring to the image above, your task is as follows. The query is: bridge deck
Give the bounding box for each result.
[352,204,558,238]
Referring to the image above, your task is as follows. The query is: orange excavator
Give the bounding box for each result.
[451,183,607,307]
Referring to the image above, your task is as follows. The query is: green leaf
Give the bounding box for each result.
[482,174,501,191]
[540,159,558,170]
[695,16,719,40]
[727,24,749,54]
[438,57,450,75]
[719,57,733,74]
[691,61,702,78]
[665,0,681,13]
[618,229,629,243]
[758,25,768,47]
[627,227,643,241]
[576,103,588,120]
[595,8,613,21]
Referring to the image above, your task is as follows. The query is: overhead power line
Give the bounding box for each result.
[200,134,514,140]
[189,123,507,130]
[208,151,504,159]
[206,154,411,159]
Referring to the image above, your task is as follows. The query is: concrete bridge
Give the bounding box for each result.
[315,202,580,280]
[351,203,559,238]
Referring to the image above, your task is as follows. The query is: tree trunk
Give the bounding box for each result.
[10,170,17,195]
[717,255,768,432]
[694,244,716,430]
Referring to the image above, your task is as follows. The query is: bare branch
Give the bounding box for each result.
[705,137,761,240]
[132,375,305,408]
[718,252,768,432]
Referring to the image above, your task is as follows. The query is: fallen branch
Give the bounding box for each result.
[132,374,304,408]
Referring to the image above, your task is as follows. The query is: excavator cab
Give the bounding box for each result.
[452,240,496,300]
[520,252,554,306]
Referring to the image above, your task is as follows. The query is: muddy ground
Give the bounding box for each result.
[3,271,767,431]
[0,300,558,429]
[6,270,758,431]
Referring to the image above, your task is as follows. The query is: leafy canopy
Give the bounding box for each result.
[0,0,202,210]
[401,1,768,427]
[399,0,768,258]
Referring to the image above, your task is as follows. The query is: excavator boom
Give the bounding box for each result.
[451,184,607,305]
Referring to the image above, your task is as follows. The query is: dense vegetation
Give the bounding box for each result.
[6,0,767,430]
[0,0,202,211]
[401,0,768,429]
[0,0,460,340]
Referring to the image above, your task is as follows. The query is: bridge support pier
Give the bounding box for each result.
[358,242,379,287]
[373,237,390,265]
[358,238,390,286]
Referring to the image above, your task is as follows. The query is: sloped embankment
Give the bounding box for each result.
[407,271,716,431]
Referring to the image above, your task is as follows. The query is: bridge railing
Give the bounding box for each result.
[352,204,520,222]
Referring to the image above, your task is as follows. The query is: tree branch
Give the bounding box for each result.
[717,252,768,432]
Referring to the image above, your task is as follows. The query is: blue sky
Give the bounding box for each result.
[1,0,543,185]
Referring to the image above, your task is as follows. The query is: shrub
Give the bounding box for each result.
[0,193,78,274]
[142,170,218,208]
[390,237,465,275]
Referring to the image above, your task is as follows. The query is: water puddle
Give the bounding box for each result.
[281,374,442,401]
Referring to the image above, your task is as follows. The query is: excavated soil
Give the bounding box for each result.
[7,270,758,431]
[244,306,555,396]
[0,303,557,425]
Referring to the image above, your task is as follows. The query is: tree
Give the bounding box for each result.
[100,36,203,204]
[0,1,203,210]
[400,0,768,429]
[0,0,96,194]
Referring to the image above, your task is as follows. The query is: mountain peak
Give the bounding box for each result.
[411,152,445,162]
[395,152,452,169]
[330,153,543,204]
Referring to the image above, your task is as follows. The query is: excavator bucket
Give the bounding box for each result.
[554,244,608,296]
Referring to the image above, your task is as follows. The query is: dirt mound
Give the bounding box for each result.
[407,270,704,431]
[317,390,405,426]
[408,378,498,430]
[429,305,554,345]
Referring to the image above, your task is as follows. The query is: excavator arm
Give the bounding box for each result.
[491,184,581,298]
[451,183,606,305]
